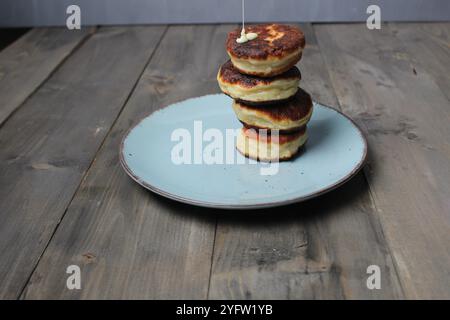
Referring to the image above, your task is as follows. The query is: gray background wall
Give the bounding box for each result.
[1,0,449,27]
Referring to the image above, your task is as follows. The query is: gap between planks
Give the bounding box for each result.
[17,26,169,300]
[311,22,407,297]
[312,22,450,298]
[0,25,167,299]
[0,27,95,128]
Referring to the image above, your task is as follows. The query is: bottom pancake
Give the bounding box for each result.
[236,127,308,162]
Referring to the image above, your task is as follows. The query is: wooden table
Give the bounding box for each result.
[0,23,449,300]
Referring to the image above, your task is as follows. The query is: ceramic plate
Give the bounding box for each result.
[120,94,367,209]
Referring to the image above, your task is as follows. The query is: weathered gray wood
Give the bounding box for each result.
[208,24,403,299]
[0,28,93,126]
[388,23,450,103]
[10,23,449,300]
[22,25,232,299]
[314,23,450,299]
[0,26,166,299]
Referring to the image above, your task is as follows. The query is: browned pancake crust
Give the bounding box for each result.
[218,60,301,88]
[227,24,305,60]
[235,95,295,107]
[241,121,305,133]
[242,126,306,143]
[237,88,313,121]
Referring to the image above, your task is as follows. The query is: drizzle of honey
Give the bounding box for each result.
[236,0,258,44]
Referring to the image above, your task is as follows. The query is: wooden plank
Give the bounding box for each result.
[0,28,94,126]
[0,26,166,299]
[387,23,450,102]
[314,23,450,299]
[21,25,232,299]
[208,24,403,299]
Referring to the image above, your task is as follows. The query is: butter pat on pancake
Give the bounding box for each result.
[227,24,305,77]
[233,88,313,132]
[217,60,300,104]
[236,127,308,162]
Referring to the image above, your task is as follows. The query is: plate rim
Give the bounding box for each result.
[119,94,368,210]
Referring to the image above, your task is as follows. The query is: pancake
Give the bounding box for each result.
[232,88,313,132]
[236,126,307,162]
[217,60,300,104]
[227,24,305,77]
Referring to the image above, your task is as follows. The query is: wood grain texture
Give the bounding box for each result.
[4,23,448,300]
[387,23,450,103]
[0,26,166,299]
[22,25,233,299]
[314,23,450,299]
[208,24,403,300]
[0,28,93,126]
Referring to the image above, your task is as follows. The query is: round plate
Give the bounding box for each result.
[120,94,367,209]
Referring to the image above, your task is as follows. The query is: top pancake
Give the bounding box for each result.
[226,24,305,60]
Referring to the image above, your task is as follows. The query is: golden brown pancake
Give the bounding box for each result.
[232,88,313,133]
[227,24,305,77]
[217,60,300,104]
[236,126,307,162]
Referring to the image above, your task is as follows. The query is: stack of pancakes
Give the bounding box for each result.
[217,24,313,161]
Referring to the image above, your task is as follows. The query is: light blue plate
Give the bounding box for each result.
[120,94,367,209]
